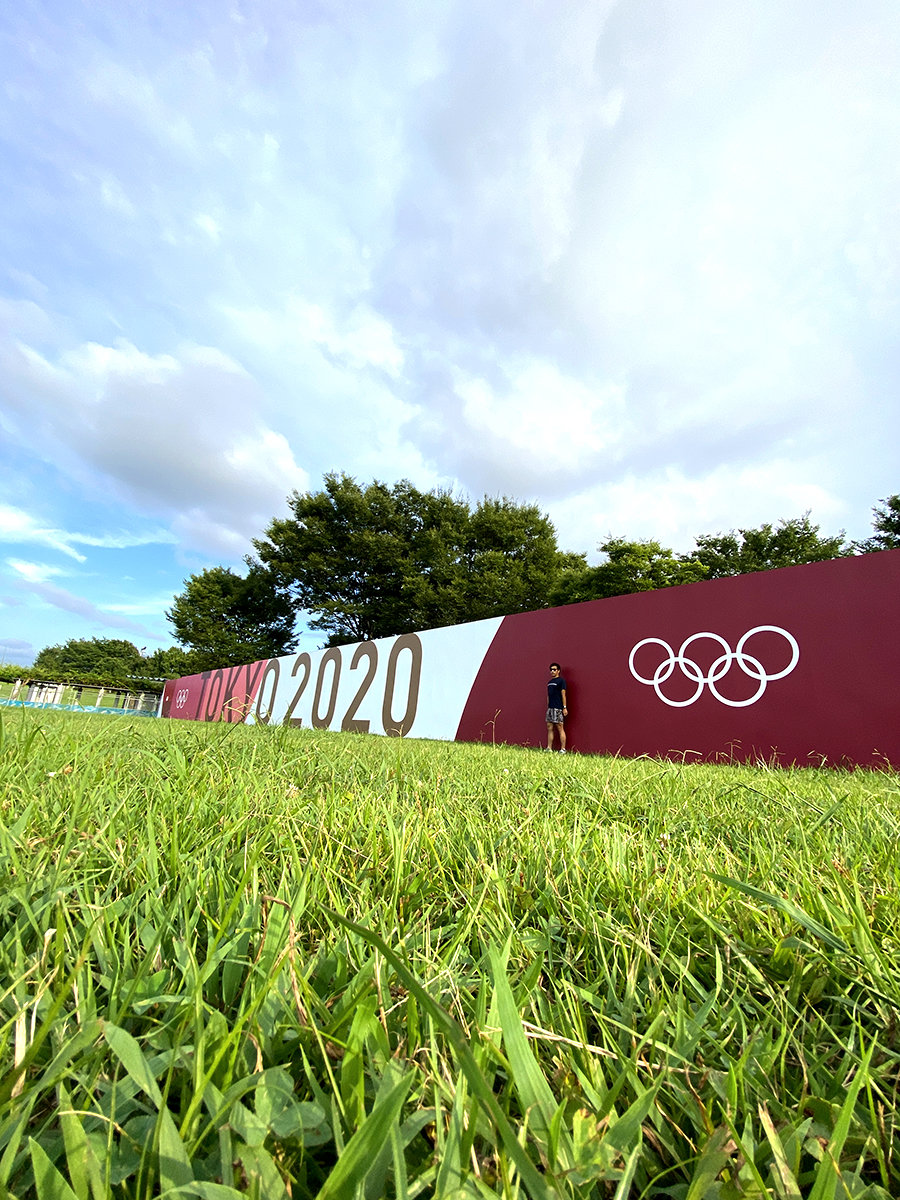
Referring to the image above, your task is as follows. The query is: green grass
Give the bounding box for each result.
[0,708,898,1199]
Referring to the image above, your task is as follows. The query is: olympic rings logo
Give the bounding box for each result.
[628,626,799,708]
[174,689,189,709]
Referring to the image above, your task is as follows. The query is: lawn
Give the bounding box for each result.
[0,709,897,1198]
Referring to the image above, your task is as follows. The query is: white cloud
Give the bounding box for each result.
[69,529,179,551]
[0,504,177,561]
[170,509,262,560]
[453,360,626,479]
[194,213,221,241]
[598,87,625,127]
[1,326,308,558]
[83,58,196,150]
[98,173,137,219]
[0,637,34,667]
[7,559,66,584]
[103,594,178,617]
[553,462,850,559]
[225,297,404,377]
[0,506,86,561]
[9,577,160,638]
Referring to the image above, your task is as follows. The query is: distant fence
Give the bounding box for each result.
[0,679,161,717]
[159,550,900,769]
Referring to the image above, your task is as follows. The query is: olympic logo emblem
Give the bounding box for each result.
[174,689,190,709]
[628,626,799,708]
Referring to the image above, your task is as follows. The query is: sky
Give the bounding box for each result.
[1,0,898,668]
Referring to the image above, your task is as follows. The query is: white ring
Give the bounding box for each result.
[737,626,799,680]
[629,637,675,684]
[707,652,768,707]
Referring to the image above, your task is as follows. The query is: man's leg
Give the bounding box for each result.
[557,722,566,751]
[546,721,554,749]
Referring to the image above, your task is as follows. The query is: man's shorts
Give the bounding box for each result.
[546,707,565,724]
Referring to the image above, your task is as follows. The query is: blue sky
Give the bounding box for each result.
[1,0,898,667]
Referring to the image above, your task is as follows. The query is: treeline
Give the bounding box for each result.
[21,481,899,683]
[165,477,899,670]
[0,638,183,692]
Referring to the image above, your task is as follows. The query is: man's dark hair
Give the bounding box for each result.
[549,662,560,671]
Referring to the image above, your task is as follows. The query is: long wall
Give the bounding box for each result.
[161,549,900,768]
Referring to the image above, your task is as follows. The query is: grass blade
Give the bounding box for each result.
[29,1138,79,1200]
[316,1070,412,1200]
[323,908,555,1200]
[708,873,850,952]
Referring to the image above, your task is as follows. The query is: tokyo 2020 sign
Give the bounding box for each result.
[161,549,900,769]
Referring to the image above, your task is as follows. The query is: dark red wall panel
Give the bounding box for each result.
[455,550,900,768]
[160,659,269,723]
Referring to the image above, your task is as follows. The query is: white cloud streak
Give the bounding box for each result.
[10,577,159,638]
[0,505,177,561]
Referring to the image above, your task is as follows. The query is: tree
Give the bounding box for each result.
[166,565,297,670]
[550,538,707,606]
[33,638,145,683]
[142,645,206,680]
[0,663,31,684]
[459,498,587,621]
[252,473,580,645]
[33,638,141,680]
[688,514,851,578]
[854,494,900,553]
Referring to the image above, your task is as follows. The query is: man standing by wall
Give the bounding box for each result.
[546,662,568,752]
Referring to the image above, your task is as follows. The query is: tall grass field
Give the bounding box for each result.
[0,709,898,1198]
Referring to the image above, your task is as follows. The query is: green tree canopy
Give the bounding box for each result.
[853,493,900,553]
[252,473,581,644]
[0,663,31,683]
[550,537,707,606]
[166,565,297,669]
[32,638,145,683]
[688,514,851,578]
[142,645,206,680]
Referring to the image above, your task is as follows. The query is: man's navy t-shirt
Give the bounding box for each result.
[547,676,567,707]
